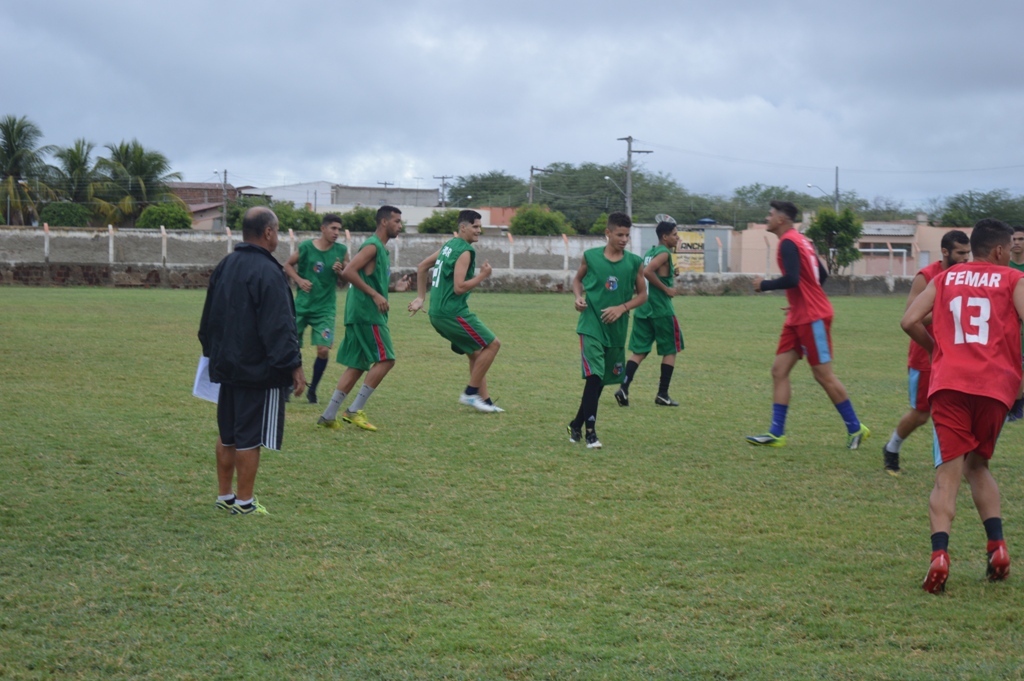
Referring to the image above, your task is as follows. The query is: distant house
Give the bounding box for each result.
[167,182,238,231]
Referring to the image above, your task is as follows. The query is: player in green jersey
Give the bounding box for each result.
[1009,226,1024,421]
[568,212,647,449]
[283,213,349,405]
[316,206,403,432]
[616,220,683,407]
[408,210,503,413]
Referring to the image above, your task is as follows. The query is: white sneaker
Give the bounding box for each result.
[459,392,497,412]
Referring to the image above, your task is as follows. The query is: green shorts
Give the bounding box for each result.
[578,333,626,386]
[336,323,395,371]
[429,313,496,355]
[628,315,684,356]
[296,310,335,347]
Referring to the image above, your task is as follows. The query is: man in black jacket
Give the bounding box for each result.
[199,206,306,515]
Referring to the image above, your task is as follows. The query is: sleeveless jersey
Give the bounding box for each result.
[929,262,1024,408]
[634,244,675,319]
[576,247,644,347]
[777,229,833,325]
[343,235,389,326]
[429,237,474,318]
[907,260,944,371]
[294,238,347,315]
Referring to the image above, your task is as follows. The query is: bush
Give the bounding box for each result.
[38,202,92,227]
[509,204,571,236]
[136,202,193,230]
[417,209,460,234]
[340,207,378,232]
[589,212,609,234]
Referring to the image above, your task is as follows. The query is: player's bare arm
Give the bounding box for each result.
[601,267,648,324]
[283,251,313,293]
[454,251,491,296]
[644,251,675,297]
[408,249,440,316]
[572,259,588,311]
[905,271,933,325]
[1012,278,1024,322]
[342,243,389,313]
[901,279,937,353]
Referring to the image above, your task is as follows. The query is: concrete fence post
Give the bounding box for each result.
[394,234,400,267]
[562,233,569,271]
[226,228,233,254]
[160,225,167,267]
[43,223,50,264]
[508,232,514,272]
[289,229,295,257]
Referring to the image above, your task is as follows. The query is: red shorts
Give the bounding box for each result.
[908,368,930,412]
[777,318,833,366]
[929,390,1008,465]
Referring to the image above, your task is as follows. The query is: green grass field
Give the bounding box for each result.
[3,288,1024,679]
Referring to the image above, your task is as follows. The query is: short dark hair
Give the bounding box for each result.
[970,218,1013,257]
[458,210,482,226]
[242,206,277,241]
[1013,225,1024,234]
[770,200,798,222]
[940,229,969,252]
[607,211,631,229]
[321,213,342,227]
[656,221,677,239]
[376,205,401,224]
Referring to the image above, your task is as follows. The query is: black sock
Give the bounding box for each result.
[465,385,479,396]
[931,532,950,553]
[484,398,494,405]
[983,517,1004,542]
[658,364,674,396]
[621,361,639,392]
[582,376,604,431]
[311,357,328,390]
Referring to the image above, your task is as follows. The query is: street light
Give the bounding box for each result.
[455,195,473,208]
[604,176,626,209]
[806,166,840,214]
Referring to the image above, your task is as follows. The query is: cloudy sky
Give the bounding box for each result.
[4,1,1023,210]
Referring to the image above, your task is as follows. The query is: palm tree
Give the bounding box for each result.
[49,138,101,207]
[0,115,54,225]
[95,139,184,226]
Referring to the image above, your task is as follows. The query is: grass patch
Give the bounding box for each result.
[3,289,1024,679]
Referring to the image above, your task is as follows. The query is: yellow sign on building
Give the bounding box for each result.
[676,230,705,273]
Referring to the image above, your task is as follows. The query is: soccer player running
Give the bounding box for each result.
[881,230,970,475]
[316,206,403,432]
[283,213,348,405]
[408,209,503,413]
[568,211,647,449]
[615,220,683,407]
[1005,225,1024,421]
[746,200,869,449]
[901,218,1024,593]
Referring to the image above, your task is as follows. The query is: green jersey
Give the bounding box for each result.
[634,244,675,319]
[294,238,347,315]
[343,235,390,326]
[429,237,475,318]
[1009,261,1024,273]
[576,247,643,347]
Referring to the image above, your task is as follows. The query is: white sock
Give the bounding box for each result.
[217,494,235,502]
[887,430,904,453]
[347,384,375,413]
[236,498,253,507]
[321,389,348,421]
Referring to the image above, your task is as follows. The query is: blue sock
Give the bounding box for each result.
[835,399,861,434]
[770,404,788,436]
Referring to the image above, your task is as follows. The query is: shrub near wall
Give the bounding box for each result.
[136,203,193,230]
[38,202,91,227]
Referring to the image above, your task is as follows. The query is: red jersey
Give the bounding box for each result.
[777,229,833,325]
[929,262,1024,408]
[907,260,946,371]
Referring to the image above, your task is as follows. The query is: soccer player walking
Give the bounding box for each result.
[901,219,1023,593]
[746,200,869,449]
[881,230,970,475]
[198,207,306,515]
[408,210,503,413]
[316,206,403,432]
[568,212,646,449]
[615,220,683,407]
[283,214,348,405]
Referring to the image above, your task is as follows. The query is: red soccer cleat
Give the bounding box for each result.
[922,550,949,594]
[987,541,1010,582]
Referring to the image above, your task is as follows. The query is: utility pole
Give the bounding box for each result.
[434,175,452,207]
[528,166,550,204]
[222,170,228,233]
[377,181,394,189]
[617,136,651,219]
[833,166,840,214]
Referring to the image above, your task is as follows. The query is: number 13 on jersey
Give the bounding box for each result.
[949,295,990,345]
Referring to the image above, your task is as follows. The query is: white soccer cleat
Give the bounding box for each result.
[459,392,497,413]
